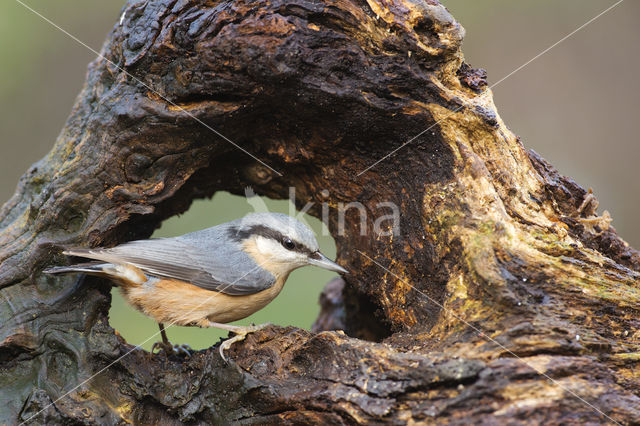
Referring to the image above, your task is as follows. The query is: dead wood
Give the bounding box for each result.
[1,0,639,424]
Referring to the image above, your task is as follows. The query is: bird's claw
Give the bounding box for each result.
[152,341,192,358]
[219,322,272,362]
[174,343,193,357]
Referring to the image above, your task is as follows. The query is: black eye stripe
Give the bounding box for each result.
[282,237,296,250]
[228,225,312,254]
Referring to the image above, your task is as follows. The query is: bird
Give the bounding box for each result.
[44,212,347,360]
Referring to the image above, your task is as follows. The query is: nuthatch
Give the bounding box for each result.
[45,212,347,359]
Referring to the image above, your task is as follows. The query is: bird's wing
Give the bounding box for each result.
[64,236,275,296]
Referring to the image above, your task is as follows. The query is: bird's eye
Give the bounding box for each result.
[282,237,296,250]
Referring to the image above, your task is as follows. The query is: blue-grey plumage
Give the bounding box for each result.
[44,212,347,360]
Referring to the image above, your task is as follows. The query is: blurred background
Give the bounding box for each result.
[1,0,638,349]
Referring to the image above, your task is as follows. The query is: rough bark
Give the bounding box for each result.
[1,0,639,424]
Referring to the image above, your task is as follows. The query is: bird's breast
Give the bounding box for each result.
[119,273,289,326]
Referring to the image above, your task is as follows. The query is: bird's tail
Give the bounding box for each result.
[44,262,111,276]
[44,261,146,290]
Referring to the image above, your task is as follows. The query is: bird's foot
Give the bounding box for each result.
[219,322,272,362]
[152,341,192,358]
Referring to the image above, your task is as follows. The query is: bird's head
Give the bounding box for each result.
[228,212,347,277]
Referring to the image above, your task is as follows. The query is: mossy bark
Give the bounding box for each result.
[1,0,639,423]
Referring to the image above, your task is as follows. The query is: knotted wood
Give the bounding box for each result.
[1,0,639,423]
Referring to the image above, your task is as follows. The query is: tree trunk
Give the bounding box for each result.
[1,0,639,424]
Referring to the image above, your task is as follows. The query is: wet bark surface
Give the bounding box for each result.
[1,0,639,424]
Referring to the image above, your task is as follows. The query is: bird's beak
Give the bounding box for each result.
[308,252,348,274]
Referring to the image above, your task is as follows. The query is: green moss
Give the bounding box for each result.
[612,352,640,361]
[476,220,495,235]
[432,209,465,231]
